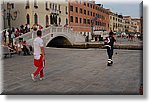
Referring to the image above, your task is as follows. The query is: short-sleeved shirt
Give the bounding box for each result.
[33,37,44,60]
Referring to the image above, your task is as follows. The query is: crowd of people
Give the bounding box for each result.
[1,24,37,57]
[1,24,30,46]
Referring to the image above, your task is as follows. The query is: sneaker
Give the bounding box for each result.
[31,74,35,81]
[111,61,113,64]
[40,78,44,81]
[107,63,112,66]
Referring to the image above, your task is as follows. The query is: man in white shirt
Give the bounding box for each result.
[31,30,45,81]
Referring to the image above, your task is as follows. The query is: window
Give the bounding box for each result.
[75,17,78,23]
[93,5,95,9]
[45,1,49,10]
[90,4,92,8]
[88,11,89,15]
[34,0,38,8]
[84,2,86,6]
[98,22,99,26]
[84,19,86,24]
[52,3,54,10]
[34,13,38,24]
[87,19,90,24]
[91,20,93,24]
[70,6,73,12]
[96,21,98,25]
[25,0,29,9]
[80,8,82,14]
[93,13,95,17]
[75,7,78,13]
[91,12,92,16]
[46,15,49,25]
[11,3,14,9]
[59,5,60,11]
[66,18,68,24]
[80,18,82,23]
[66,6,68,14]
[55,4,57,10]
[50,15,53,24]
[87,3,89,7]
[70,16,73,22]
[26,14,30,24]
[84,10,86,15]
[59,17,61,25]
[50,3,51,9]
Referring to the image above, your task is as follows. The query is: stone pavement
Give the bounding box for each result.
[2,48,142,95]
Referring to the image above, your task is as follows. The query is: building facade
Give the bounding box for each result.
[2,0,68,29]
[1,0,142,36]
[68,0,109,39]
[131,18,141,33]
[108,9,125,33]
[123,16,141,33]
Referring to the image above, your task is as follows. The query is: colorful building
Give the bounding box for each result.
[68,0,110,40]
[1,0,142,38]
[108,9,125,33]
[123,16,141,33]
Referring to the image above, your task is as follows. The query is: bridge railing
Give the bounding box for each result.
[75,32,86,43]
[15,31,37,43]
[15,26,85,45]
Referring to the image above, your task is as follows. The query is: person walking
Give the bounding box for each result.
[104,31,116,66]
[31,30,45,81]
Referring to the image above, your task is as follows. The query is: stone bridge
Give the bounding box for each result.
[15,27,86,47]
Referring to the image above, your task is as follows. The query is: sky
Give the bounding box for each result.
[95,0,142,18]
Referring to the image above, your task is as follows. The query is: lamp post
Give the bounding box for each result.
[91,20,94,40]
[3,2,18,47]
[4,3,18,29]
[91,15,98,41]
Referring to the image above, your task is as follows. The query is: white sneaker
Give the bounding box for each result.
[40,78,44,81]
[31,74,35,81]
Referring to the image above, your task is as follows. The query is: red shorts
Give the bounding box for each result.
[34,55,43,68]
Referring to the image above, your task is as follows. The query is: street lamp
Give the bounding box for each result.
[2,2,18,47]
[4,3,18,29]
[91,20,94,40]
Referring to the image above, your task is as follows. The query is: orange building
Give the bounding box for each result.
[68,0,109,37]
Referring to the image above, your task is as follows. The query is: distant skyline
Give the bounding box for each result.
[95,0,142,18]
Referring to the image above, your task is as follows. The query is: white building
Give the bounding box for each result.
[2,0,68,29]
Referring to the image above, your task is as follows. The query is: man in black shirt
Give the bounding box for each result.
[105,31,116,66]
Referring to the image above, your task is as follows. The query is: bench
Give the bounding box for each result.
[2,46,16,58]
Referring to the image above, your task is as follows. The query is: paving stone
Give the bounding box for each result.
[2,48,142,95]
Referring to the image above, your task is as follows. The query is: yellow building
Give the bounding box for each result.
[108,10,125,32]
